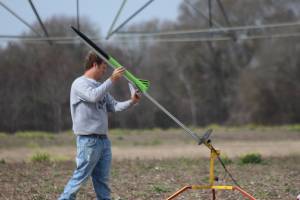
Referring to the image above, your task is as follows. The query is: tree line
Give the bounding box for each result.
[0,0,299,133]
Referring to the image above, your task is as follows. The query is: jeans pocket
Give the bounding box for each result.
[87,137,98,147]
[78,135,97,147]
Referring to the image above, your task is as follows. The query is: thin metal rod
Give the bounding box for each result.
[184,0,223,28]
[115,21,300,37]
[0,1,41,36]
[166,186,192,200]
[106,0,127,40]
[217,156,241,187]
[2,32,300,43]
[185,0,233,39]
[0,35,91,41]
[0,35,37,39]
[77,0,80,31]
[0,35,72,40]
[215,0,231,26]
[28,0,52,45]
[125,32,300,42]
[143,92,201,142]
[208,0,213,27]
[107,0,155,38]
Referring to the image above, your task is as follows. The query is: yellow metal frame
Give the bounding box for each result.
[165,143,257,200]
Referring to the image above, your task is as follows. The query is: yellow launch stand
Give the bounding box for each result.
[165,131,257,200]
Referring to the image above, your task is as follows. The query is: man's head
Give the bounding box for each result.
[84,51,107,80]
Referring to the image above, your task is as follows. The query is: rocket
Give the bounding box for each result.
[71,26,150,92]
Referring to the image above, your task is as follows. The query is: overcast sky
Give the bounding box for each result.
[0,0,182,37]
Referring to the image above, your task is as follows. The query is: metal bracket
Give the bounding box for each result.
[198,128,212,145]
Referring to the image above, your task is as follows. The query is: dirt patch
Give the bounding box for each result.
[1,128,299,199]
[1,140,299,162]
[112,140,300,160]
[0,156,299,200]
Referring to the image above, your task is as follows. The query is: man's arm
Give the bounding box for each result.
[74,78,113,103]
[74,67,126,103]
[106,92,140,112]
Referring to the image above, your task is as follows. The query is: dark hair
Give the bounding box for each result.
[84,51,104,71]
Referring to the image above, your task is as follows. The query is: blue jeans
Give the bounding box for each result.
[59,135,112,200]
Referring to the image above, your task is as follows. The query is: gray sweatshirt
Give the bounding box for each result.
[70,75,133,135]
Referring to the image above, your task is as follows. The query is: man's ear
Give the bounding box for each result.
[92,62,98,68]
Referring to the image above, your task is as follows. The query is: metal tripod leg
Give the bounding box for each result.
[212,189,216,200]
[165,145,257,200]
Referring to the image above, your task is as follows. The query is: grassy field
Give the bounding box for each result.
[0,125,300,199]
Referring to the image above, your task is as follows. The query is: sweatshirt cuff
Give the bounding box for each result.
[125,99,135,107]
[104,78,113,87]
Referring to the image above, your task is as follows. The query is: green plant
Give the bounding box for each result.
[110,129,131,136]
[206,124,221,130]
[220,154,233,165]
[0,159,6,164]
[245,124,260,130]
[31,152,51,162]
[239,153,262,164]
[26,142,40,149]
[150,139,162,146]
[15,131,54,140]
[286,124,300,132]
[51,155,70,162]
[201,176,209,183]
[152,185,169,193]
[0,132,8,138]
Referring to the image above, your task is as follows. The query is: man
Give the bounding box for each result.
[59,51,140,200]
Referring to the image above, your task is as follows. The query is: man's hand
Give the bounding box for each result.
[110,67,126,82]
[131,91,141,104]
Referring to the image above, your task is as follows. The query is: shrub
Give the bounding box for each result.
[239,153,262,164]
[31,152,51,162]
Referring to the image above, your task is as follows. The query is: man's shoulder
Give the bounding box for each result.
[72,75,88,86]
[73,75,85,84]
[70,76,84,92]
